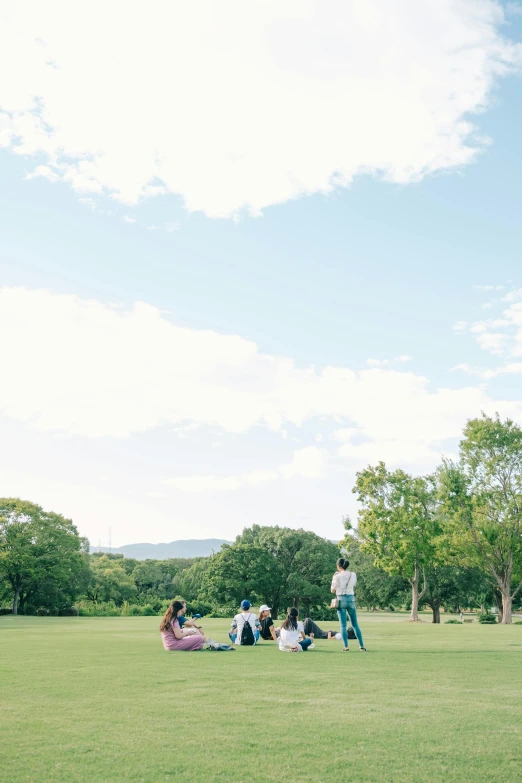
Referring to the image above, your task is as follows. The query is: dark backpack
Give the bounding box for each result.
[348,626,356,640]
[240,614,256,646]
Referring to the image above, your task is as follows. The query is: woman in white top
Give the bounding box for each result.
[331,558,366,652]
[278,607,315,652]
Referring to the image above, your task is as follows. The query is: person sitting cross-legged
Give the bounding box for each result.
[258,605,279,641]
[278,607,315,653]
[229,600,261,645]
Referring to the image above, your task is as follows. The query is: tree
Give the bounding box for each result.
[0,498,89,615]
[202,544,278,609]
[235,526,338,618]
[438,414,522,624]
[343,536,409,611]
[84,555,137,605]
[353,463,438,621]
[174,558,211,602]
[132,561,164,595]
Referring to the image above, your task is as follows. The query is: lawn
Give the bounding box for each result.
[1,614,522,783]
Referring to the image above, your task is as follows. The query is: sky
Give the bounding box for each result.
[1,0,522,547]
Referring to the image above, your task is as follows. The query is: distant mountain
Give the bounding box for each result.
[91,538,232,560]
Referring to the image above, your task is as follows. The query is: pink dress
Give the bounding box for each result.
[161,619,205,651]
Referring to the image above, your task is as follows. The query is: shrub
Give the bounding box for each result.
[58,607,78,616]
[310,607,338,622]
[444,619,463,624]
[36,607,49,616]
[207,606,237,618]
[477,612,497,624]
[140,604,158,616]
[514,620,522,625]
[0,607,13,615]
[75,601,122,617]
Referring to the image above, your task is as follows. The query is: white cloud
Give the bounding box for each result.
[0,1,519,218]
[482,302,493,310]
[452,361,522,379]
[366,355,412,368]
[473,284,505,291]
[122,215,135,224]
[166,475,241,493]
[165,222,180,233]
[279,447,325,480]
[147,491,167,499]
[166,448,325,493]
[453,320,468,333]
[1,288,522,476]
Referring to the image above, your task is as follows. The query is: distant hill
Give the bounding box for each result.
[91,538,232,560]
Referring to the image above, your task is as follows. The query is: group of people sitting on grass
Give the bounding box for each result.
[160,557,367,653]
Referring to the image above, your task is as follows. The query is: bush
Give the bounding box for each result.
[58,607,78,616]
[310,607,338,622]
[36,607,49,616]
[514,620,522,625]
[444,619,463,624]
[75,601,122,617]
[477,612,497,624]
[207,606,237,618]
[0,607,13,615]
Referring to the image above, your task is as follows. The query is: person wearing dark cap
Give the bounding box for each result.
[229,600,261,645]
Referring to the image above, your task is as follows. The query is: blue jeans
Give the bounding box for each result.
[299,638,313,651]
[229,630,260,645]
[337,595,364,648]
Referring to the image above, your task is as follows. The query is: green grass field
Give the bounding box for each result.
[2,614,522,783]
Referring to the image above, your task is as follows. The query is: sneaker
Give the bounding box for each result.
[342,647,350,652]
[360,647,367,652]
[308,643,315,649]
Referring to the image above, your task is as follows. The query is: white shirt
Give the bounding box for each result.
[279,620,305,652]
[231,612,259,645]
[331,570,357,596]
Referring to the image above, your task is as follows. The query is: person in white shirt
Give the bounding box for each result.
[229,600,261,645]
[278,607,315,652]
[331,558,366,652]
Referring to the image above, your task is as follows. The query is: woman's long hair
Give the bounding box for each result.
[337,557,349,570]
[258,609,269,622]
[160,600,183,632]
[281,607,298,631]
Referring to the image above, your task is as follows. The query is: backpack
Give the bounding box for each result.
[348,626,356,640]
[240,613,256,646]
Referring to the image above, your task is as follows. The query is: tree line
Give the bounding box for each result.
[1,415,521,623]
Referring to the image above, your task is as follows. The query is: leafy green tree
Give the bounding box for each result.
[0,498,89,614]
[353,463,439,621]
[438,414,522,624]
[84,555,137,606]
[202,543,278,609]
[132,561,164,594]
[235,525,338,618]
[174,558,210,602]
[343,536,409,611]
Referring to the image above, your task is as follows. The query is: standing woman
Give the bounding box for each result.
[331,558,367,652]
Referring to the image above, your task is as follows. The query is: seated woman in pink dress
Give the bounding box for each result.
[160,600,207,651]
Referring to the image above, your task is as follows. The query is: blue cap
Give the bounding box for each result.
[240,599,251,610]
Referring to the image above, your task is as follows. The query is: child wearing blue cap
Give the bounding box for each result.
[229,600,261,645]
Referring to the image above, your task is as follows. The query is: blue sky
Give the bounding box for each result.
[1,1,522,546]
